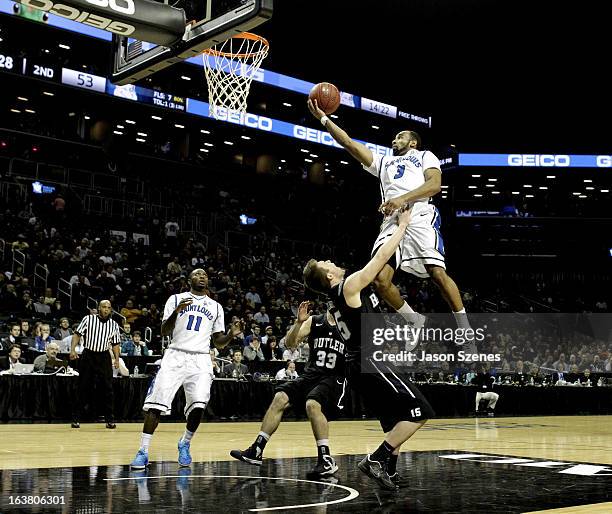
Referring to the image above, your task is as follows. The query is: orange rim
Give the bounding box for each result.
[202,32,269,59]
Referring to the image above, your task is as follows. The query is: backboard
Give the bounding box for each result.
[111,0,273,84]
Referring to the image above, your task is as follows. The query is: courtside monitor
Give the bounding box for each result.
[111,0,272,84]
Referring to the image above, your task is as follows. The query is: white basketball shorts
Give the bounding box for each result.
[143,348,213,418]
[371,202,446,279]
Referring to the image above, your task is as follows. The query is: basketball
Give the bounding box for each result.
[309,82,341,115]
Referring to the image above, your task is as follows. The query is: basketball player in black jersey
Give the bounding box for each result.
[303,208,435,490]
[230,303,346,478]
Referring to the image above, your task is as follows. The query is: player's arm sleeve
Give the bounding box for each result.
[162,296,176,323]
[362,154,383,177]
[423,151,442,175]
[75,316,88,336]
[212,304,225,334]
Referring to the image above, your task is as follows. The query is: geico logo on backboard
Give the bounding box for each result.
[507,154,570,167]
[21,0,135,34]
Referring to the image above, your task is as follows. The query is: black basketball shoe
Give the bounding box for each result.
[230,445,263,466]
[358,454,397,490]
[307,455,338,478]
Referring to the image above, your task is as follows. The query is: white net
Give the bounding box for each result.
[202,32,269,119]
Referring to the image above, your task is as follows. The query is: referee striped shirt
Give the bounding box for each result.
[75,314,121,352]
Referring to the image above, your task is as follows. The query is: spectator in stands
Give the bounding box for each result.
[553,364,567,385]
[167,257,182,275]
[591,355,604,372]
[147,304,161,326]
[253,306,269,326]
[282,344,300,362]
[121,323,133,343]
[1,323,22,349]
[164,219,180,240]
[20,320,31,338]
[32,323,54,351]
[0,345,25,371]
[33,341,61,372]
[43,287,56,306]
[272,316,285,337]
[0,284,20,312]
[265,337,282,361]
[21,292,34,315]
[244,325,261,347]
[513,360,527,385]
[224,350,248,378]
[111,349,129,378]
[121,299,142,324]
[245,286,262,309]
[33,296,51,316]
[552,353,569,372]
[275,360,298,380]
[261,326,274,346]
[243,337,265,362]
[210,349,222,376]
[53,317,73,341]
[122,330,148,356]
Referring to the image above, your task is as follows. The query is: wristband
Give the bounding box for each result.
[320,116,330,127]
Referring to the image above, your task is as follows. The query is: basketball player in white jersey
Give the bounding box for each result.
[130,268,244,469]
[308,99,474,339]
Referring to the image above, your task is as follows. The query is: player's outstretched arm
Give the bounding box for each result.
[307,99,374,167]
[284,301,313,350]
[343,209,412,307]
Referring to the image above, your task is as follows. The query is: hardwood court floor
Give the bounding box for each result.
[1,415,610,470]
[0,416,610,513]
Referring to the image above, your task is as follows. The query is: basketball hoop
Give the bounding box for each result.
[202,32,269,119]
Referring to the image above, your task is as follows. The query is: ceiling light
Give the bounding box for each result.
[136,138,146,142]
[372,125,380,129]
[539,186,548,190]
[84,115,90,120]
[305,158,313,163]
[471,174,481,178]
[113,130,123,135]
[58,43,70,50]
[282,102,292,107]
[175,124,185,128]
[585,187,594,190]
[200,129,210,134]
[546,175,556,179]
[601,189,609,193]
[511,191,520,195]
[572,192,581,195]
[340,160,348,165]
[43,91,54,96]
[300,149,309,153]
[579,195,587,198]
[487,178,497,182]
[280,159,286,163]
[330,114,338,119]
[125,120,136,124]
[486,184,495,188]
[583,179,592,183]
[204,143,213,147]
[116,124,124,129]
[241,135,251,140]
[17,97,28,101]
[152,115,162,120]
[137,132,147,137]
[25,109,35,114]
[473,194,483,197]
[524,184,532,188]
[310,154,318,158]
[491,191,500,195]
[43,49,50,53]
[199,148,209,152]
[224,141,234,145]
[525,194,534,198]
[180,75,191,81]
[468,186,477,189]
[10,109,20,113]
[441,185,448,189]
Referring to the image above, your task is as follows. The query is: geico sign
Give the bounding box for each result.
[214,108,272,131]
[21,0,135,35]
[294,126,343,148]
[596,155,612,167]
[508,154,570,167]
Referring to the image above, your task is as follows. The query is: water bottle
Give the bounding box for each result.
[134,365,139,377]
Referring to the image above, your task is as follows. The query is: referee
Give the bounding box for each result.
[69,300,121,429]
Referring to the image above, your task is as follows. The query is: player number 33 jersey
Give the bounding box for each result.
[162,292,225,353]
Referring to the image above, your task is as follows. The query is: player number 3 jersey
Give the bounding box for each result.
[363,149,441,206]
[162,292,225,353]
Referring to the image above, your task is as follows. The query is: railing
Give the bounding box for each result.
[57,278,73,310]
[144,327,153,344]
[33,263,49,294]
[86,296,99,312]
[0,238,5,263]
[12,249,26,275]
